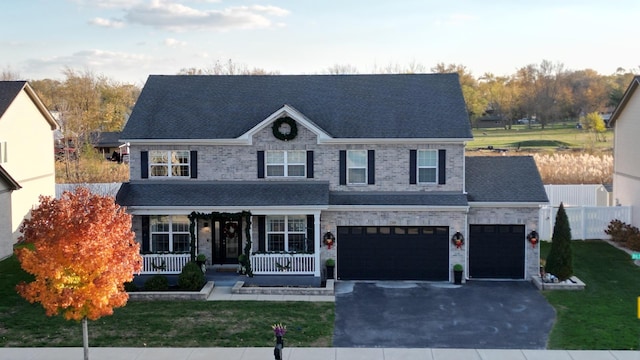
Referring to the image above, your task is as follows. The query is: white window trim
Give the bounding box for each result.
[266,215,307,252]
[149,150,190,178]
[417,149,438,184]
[150,215,191,253]
[266,150,306,178]
[347,149,367,185]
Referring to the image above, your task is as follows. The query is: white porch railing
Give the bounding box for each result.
[140,254,191,274]
[539,205,632,241]
[251,253,316,275]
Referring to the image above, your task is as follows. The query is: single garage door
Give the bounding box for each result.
[469,225,525,279]
[337,226,449,281]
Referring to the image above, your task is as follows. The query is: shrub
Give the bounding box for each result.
[605,220,640,251]
[178,262,206,291]
[545,203,573,281]
[144,275,169,291]
[124,281,138,292]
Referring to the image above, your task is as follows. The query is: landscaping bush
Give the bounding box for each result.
[545,202,573,281]
[144,275,169,291]
[178,262,206,291]
[605,219,640,250]
[124,281,138,292]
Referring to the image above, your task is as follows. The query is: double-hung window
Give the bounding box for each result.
[150,150,190,177]
[417,149,438,183]
[267,215,307,252]
[266,150,306,177]
[347,150,367,184]
[150,215,191,253]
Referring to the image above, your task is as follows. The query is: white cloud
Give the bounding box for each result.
[72,0,144,8]
[435,13,476,27]
[89,17,125,28]
[124,0,290,31]
[163,38,187,47]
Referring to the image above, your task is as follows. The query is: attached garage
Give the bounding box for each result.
[336,226,449,281]
[469,224,525,279]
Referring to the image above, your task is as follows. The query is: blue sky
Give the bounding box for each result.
[1,0,638,85]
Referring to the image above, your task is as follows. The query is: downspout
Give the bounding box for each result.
[314,212,321,278]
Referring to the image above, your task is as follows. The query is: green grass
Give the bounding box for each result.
[468,124,613,151]
[0,256,334,347]
[541,240,640,350]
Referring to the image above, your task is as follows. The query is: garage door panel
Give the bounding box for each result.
[469,225,525,279]
[337,226,449,281]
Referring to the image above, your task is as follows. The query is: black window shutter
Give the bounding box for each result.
[438,149,446,184]
[367,150,375,185]
[258,215,266,252]
[409,150,417,184]
[257,151,265,178]
[339,150,347,185]
[306,151,314,178]
[306,215,315,252]
[141,151,148,179]
[141,215,150,252]
[190,150,197,179]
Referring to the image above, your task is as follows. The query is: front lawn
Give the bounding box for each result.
[0,256,334,347]
[541,240,640,350]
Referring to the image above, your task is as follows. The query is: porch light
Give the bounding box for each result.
[451,232,464,249]
[202,221,211,233]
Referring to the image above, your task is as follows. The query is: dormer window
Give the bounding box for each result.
[266,150,306,177]
[150,150,190,177]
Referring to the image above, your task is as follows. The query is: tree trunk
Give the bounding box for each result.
[82,317,89,360]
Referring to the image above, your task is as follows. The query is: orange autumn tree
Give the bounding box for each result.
[14,187,141,359]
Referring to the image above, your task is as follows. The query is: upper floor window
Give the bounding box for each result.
[266,150,306,177]
[417,150,438,183]
[347,150,367,184]
[150,215,191,253]
[267,215,307,252]
[0,141,6,164]
[150,150,190,177]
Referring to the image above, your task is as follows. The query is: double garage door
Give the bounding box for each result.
[337,226,449,281]
[337,224,525,281]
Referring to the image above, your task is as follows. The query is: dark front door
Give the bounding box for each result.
[213,220,241,264]
[337,226,449,281]
[469,224,525,279]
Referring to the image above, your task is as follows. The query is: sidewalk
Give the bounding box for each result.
[1,347,637,360]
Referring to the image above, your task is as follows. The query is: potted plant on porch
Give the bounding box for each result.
[325,258,335,280]
[453,264,463,285]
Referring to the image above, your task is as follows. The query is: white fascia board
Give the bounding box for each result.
[327,205,469,212]
[126,205,328,215]
[468,202,549,208]
[318,138,472,145]
[120,138,250,146]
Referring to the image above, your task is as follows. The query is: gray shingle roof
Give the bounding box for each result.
[122,74,472,140]
[116,181,330,207]
[0,81,27,118]
[465,156,548,203]
[329,191,468,206]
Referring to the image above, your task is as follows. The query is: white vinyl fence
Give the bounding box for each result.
[538,205,631,241]
[544,184,611,207]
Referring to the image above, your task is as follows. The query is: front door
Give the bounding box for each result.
[213,220,241,264]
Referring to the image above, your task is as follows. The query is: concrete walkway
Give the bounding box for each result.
[1,347,637,360]
[206,285,335,302]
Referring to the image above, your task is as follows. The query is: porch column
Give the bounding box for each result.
[314,212,321,277]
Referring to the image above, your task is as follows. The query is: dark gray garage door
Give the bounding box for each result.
[337,226,449,281]
[469,225,525,279]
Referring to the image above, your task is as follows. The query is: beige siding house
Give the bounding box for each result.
[610,76,640,227]
[0,81,58,259]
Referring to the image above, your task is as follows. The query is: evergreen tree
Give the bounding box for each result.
[545,202,573,281]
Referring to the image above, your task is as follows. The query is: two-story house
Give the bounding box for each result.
[0,81,58,259]
[116,74,548,283]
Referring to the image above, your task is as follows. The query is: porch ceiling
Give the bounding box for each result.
[116,180,330,207]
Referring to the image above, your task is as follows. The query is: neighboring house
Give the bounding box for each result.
[91,131,123,160]
[116,74,548,283]
[0,81,58,259]
[609,75,640,226]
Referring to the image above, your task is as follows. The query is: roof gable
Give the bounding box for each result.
[465,156,548,203]
[609,76,640,127]
[122,74,473,141]
[0,81,58,130]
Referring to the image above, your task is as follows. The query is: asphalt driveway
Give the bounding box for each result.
[333,281,555,349]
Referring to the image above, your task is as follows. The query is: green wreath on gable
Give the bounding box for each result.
[272,117,298,141]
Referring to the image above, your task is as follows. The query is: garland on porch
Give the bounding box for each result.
[271,117,298,141]
[188,211,253,277]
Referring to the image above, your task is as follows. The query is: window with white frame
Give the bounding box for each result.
[417,149,438,183]
[149,150,190,177]
[266,150,305,177]
[150,215,191,253]
[347,150,367,184]
[267,215,307,252]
